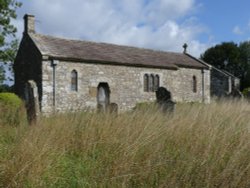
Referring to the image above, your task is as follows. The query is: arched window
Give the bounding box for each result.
[149,74,154,92]
[71,70,78,91]
[144,74,149,92]
[193,75,197,93]
[143,73,161,92]
[154,74,160,91]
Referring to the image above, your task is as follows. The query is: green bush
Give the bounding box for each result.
[0,92,26,126]
[242,87,250,97]
[0,92,22,107]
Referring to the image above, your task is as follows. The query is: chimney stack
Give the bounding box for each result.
[24,14,35,34]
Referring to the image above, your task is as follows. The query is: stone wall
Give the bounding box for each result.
[210,68,232,97]
[42,60,210,113]
[14,34,42,104]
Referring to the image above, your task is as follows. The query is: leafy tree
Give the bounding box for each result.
[201,42,241,75]
[0,83,13,92]
[0,0,22,84]
[201,41,250,90]
[238,41,250,89]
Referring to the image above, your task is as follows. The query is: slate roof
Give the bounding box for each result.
[186,54,240,79]
[29,33,208,70]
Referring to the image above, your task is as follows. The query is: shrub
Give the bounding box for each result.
[0,92,22,107]
[0,92,26,126]
[242,87,250,97]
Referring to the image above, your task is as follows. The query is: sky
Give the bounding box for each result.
[11,0,250,57]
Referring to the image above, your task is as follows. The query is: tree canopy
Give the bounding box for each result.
[201,41,250,90]
[0,0,22,84]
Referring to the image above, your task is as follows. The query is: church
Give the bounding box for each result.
[14,14,211,116]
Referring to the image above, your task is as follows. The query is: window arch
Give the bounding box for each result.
[71,70,78,91]
[154,74,160,91]
[193,75,197,93]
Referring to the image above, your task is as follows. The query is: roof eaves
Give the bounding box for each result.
[48,56,179,70]
[175,64,207,70]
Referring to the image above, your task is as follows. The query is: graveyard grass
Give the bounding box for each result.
[0,100,250,187]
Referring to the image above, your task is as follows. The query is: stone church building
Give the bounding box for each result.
[14,14,211,116]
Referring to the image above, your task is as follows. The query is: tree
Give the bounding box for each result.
[238,41,250,89]
[201,42,241,75]
[200,41,250,90]
[0,0,22,84]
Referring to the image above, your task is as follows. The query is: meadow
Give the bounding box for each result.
[0,100,249,187]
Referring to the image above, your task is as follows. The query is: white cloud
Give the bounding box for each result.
[15,0,209,57]
[233,26,243,35]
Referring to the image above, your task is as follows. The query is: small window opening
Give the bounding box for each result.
[193,75,197,93]
[71,70,78,91]
[154,74,160,91]
[149,74,154,92]
[144,74,149,92]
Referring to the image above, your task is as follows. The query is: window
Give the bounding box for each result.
[149,74,154,92]
[71,70,78,91]
[143,73,160,92]
[193,75,197,93]
[154,74,160,91]
[144,74,149,92]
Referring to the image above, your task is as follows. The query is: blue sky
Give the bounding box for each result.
[196,0,250,43]
[10,0,250,57]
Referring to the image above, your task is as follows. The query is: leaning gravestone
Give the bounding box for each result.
[156,87,175,113]
[25,80,40,123]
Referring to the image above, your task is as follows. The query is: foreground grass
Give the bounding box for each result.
[0,100,250,187]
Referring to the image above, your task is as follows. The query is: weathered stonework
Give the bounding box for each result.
[41,60,210,113]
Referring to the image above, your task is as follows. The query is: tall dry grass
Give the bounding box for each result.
[0,100,249,187]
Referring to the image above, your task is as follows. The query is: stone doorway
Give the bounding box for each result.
[97,82,110,112]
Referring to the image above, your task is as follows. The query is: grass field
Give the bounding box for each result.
[0,100,249,187]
